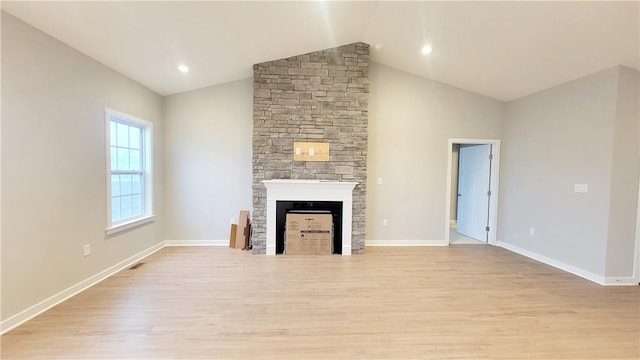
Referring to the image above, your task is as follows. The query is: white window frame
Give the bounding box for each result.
[105,108,154,235]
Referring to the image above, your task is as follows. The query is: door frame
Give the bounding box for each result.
[634,177,640,283]
[445,138,501,246]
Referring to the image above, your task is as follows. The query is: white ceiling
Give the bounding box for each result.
[2,1,638,101]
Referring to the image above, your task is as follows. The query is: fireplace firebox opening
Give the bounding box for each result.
[276,200,343,254]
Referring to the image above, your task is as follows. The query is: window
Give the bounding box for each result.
[105,108,154,234]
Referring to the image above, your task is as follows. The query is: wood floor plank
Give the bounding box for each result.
[1,246,638,359]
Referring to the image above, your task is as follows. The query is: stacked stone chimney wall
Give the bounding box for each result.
[252,43,369,254]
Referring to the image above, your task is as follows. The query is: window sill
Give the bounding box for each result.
[106,215,155,236]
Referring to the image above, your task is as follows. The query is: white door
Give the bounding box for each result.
[457,144,491,242]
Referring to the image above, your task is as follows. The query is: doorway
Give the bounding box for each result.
[445,139,501,245]
[457,144,491,242]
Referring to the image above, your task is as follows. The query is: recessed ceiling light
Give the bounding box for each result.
[178,64,189,73]
[421,45,433,56]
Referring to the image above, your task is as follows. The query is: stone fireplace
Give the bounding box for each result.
[252,43,369,254]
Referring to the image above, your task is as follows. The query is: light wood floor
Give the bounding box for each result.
[2,246,638,359]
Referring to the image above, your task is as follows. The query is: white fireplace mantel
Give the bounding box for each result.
[262,179,358,255]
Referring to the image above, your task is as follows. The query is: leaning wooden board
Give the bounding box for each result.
[229,224,237,248]
[235,211,250,249]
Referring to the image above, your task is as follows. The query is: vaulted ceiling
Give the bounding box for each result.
[2,1,638,101]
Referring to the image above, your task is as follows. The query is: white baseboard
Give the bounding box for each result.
[164,239,227,246]
[497,241,606,285]
[366,239,448,246]
[603,277,639,286]
[1,241,164,335]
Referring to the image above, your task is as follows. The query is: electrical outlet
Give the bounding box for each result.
[83,244,91,257]
[382,219,388,226]
[377,177,383,185]
[529,228,535,237]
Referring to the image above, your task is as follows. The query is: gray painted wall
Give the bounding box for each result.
[605,67,640,277]
[500,66,639,278]
[1,12,165,321]
[163,79,253,241]
[367,64,505,243]
[161,63,506,246]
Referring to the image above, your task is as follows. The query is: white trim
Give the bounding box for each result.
[0,242,164,335]
[0,44,3,338]
[498,241,606,285]
[635,177,640,282]
[105,215,155,236]
[164,240,227,246]
[366,239,448,246]
[105,108,154,231]
[445,139,501,246]
[603,277,639,286]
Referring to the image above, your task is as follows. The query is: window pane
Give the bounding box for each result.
[132,174,142,194]
[112,196,121,222]
[107,111,151,226]
[120,175,132,196]
[110,122,117,146]
[116,122,129,148]
[130,150,141,171]
[117,148,129,170]
[121,195,133,219]
[132,194,143,216]
[111,175,120,197]
[129,126,141,149]
[110,147,117,170]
